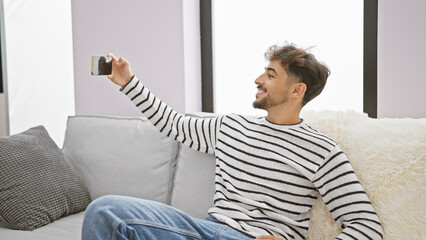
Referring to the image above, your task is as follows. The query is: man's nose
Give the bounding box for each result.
[255,74,264,85]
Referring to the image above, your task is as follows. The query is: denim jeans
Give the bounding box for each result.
[82,195,254,240]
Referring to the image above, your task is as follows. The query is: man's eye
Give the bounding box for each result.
[268,74,274,78]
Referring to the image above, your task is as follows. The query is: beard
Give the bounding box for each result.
[253,90,289,110]
[252,97,268,110]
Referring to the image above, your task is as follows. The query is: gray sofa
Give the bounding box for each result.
[0,111,424,240]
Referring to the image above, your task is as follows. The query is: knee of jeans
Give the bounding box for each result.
[84,195,122,222]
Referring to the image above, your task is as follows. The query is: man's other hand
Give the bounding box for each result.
[255,235,284,240]
[107,53,133,87]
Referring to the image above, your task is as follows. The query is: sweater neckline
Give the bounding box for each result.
[261,116,306,130]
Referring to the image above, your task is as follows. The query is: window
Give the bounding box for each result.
[201,0,377,117]
[2,0,75,145]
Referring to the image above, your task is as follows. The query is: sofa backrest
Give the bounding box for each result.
[62,115,180,204]
[170,144,216,218]
[62,114,218,217]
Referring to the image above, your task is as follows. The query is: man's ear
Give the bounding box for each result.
[291,83,306,98]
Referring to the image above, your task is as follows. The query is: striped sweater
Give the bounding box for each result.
[120,76,384,240]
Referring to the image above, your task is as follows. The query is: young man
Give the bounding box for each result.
[82,44,383,240]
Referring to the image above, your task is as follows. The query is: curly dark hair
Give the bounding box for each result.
[264,43,330,107]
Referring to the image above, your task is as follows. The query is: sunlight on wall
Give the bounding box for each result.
[3,0,74,146]
[212,0,363,115]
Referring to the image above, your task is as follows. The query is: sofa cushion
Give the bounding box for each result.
[0,126,90,231]
[0,212,84,240]
[62,115,180,204]
[170,144,216,218]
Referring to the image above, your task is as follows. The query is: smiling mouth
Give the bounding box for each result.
[256,87,266,98]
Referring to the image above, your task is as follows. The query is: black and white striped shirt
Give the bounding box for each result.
[120,76,383,240]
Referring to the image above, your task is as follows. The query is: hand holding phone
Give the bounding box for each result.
[105,53,133,87]
[91,54,133,87]
[91,56,112,75]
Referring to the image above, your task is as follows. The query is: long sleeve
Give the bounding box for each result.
[312,145,384,240]
[119,76,224,154]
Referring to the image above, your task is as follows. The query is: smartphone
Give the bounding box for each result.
[91,56,112,75]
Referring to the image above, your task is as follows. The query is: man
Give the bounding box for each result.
[82,44,383,240]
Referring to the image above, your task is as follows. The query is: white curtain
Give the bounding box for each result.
[3,0,74,146]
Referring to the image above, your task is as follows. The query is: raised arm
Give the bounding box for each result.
[312,146,384,240]
[107,53,223,154]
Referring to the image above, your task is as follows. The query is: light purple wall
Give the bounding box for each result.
[71,0,426,118]
[72,0,186,116]
[378,0,426,118]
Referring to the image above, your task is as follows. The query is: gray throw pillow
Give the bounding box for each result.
[0,126,91,231]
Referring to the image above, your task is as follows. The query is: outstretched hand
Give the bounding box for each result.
[106,53,133,87]
[255,235,284,240]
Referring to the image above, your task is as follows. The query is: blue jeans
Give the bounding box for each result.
[82,195,254,240]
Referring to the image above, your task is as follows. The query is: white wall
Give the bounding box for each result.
[378,0,426,118]
[72,0,202,116]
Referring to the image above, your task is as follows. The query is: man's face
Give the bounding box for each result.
[253,60,292,110]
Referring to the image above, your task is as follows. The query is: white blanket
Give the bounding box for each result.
[302,110,426,240]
